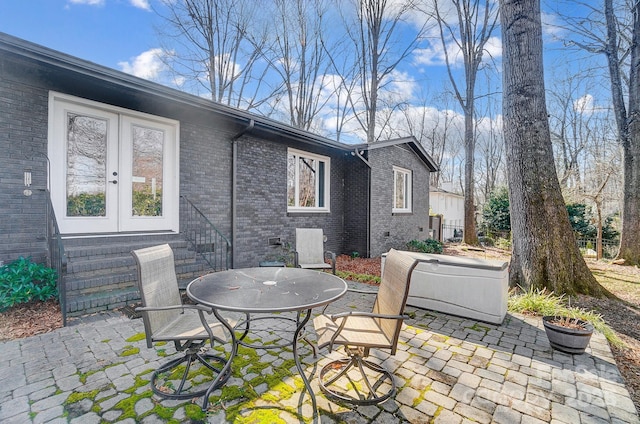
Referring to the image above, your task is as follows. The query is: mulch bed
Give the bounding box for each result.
[0,299,62,340]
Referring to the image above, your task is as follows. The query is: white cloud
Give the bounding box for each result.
[68,0,150,9]
[573,94,602,115]
[68,0,104,5]
[414,42,448,67]
[483,36,502,60]
[118,48,166,80]
[130,0,150,10]
[541,11,567,39]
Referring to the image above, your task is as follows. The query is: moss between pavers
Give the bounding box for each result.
[466,323,491,333]
[126,332,147,343]
[65,333,320,422]
[119,345,140,357]
[66,390,100,404]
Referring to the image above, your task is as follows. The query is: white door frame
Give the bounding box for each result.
[48,92,180,234]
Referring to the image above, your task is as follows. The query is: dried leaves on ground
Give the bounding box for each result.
[0,299,62,340]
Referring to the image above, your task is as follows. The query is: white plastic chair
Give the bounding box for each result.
[294,228,336,274]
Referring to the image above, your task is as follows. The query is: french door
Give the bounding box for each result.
[49,93,179,234]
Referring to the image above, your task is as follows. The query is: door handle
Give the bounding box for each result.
[108,180,118,184]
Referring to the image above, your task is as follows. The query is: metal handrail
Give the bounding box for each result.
[180,196,231,271]
[43,189,68,326]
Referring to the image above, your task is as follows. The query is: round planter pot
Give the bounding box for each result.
[542,316,594,354]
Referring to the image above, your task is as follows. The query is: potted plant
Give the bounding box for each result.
[542,315,594,354]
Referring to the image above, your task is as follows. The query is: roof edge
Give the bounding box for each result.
[0,32,351,152]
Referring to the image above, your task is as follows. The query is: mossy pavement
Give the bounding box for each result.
[0,281,638,423]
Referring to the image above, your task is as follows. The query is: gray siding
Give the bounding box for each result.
[368,144,431,257]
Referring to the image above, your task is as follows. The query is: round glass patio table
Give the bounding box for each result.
[186,267,348,420]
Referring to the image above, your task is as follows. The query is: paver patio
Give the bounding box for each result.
[0,281,638,423]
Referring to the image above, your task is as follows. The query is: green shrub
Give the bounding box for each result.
[0,257,58,311]
[495,237,512,250]
[406,239,443,254]
[67,193,106,217]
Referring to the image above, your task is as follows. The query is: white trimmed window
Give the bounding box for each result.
[393,166,412,213]
[287,148,330,212]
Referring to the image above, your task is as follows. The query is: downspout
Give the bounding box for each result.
[231,119,255,268]
[352,148,372,257]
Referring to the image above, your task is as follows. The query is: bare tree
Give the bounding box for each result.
[581,117,621,259]
[333,0,430,143]
[500,0,607,295]
[264,0,334,130]
[553,0,640,265]
[430,0,499,245]
[620,0,640,265]
[547,70,601,192]
[155,0,276,110]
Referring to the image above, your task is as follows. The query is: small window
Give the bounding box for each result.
[287,148,330,212]
[393,166,412,213]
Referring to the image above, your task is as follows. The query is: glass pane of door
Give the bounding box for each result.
[65,113,107,217]
[131,125,164,217]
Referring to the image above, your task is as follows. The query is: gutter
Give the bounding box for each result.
[353,147,371,168]
[231,119,255,268]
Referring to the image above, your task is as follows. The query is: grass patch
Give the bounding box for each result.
[508,287,623,348]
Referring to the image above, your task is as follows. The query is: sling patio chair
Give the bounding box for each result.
[313,248,418,405]
[294,228,336,274]
[132,244,232,400]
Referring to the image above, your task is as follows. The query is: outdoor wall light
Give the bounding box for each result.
[23,168,32,196]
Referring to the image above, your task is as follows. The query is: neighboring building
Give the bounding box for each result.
[0,33,438,316]
[429,183,465,241]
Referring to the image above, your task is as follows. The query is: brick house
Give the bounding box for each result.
[0,33,438,317]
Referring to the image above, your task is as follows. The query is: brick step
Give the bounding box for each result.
[61,232,183,248]
[66,248,196,277]
[65,261,212,295]
[66,287,140,317]
[65,267,213,316]
[59,232,223,317]
[65,239,189,259]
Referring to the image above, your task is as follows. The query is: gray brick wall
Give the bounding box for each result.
[0,62,49,264]
[343,156,369,257]
[368,144,431,257]
[1,47,433,269]
[233,139,348,268]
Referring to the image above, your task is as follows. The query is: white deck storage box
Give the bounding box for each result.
[382,251,509,324]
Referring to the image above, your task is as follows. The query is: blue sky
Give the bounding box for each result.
[0,0,161,74]
[0,1,611,151]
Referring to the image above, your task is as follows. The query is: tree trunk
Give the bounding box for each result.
[619,0,640,266]
[463,108,479,245]
[500,0,607,296]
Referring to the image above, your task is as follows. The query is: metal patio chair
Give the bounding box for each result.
[294,228,336,274]
[313,248,418,405]
[132,244,231,400]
